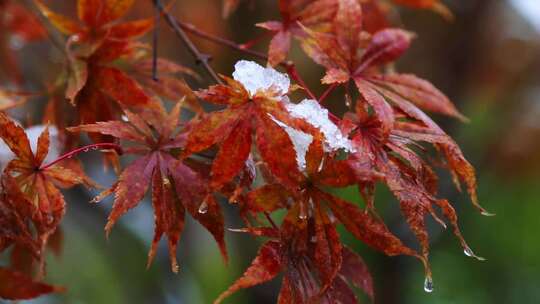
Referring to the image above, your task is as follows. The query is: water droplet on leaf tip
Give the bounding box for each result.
[463,248,486,261]
[423,277,434,293]
[198,201,208,214]
[480,210,496,217]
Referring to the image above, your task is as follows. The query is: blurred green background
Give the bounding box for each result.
[2,0,540,303]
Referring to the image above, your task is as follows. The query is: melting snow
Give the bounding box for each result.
[233,60,290,97]
[285,99,355,153]
[269,115,313,172]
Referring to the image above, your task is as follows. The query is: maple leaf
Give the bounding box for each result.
[0,0,46,84]
[0,266,64,300]
[69,102,227,272]
[35,0,156,142]
[224,135,421,302]
[0,175,39,256]
[257,0,338,66]
[340,93,487,274]
[185,60,326,191]
[217,213,375,304]
[0,113,90,249]
[302,0,465,123]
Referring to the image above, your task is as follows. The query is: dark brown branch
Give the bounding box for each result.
[154,0,223,84]
[152,2,160,81]
[23,0,67,56]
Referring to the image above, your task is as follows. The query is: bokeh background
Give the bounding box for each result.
[2,0,540,303]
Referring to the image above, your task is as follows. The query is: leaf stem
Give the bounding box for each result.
[39,143,123,170]
[23,0,67,57]
[154,0,223,84]
[285,63,317,100]
[318,83,338,104]
[264,212,278,230]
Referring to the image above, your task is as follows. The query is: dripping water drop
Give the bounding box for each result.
[463,247,486,261]
[423,276,434,293]
[299,202,307,220]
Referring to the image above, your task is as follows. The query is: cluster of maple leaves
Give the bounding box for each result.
[0,0,490,302]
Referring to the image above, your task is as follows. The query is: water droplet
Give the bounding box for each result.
[83,148,89,152]
[480,210,496,217]
[299,202,307,220]
[423,276,434,293]
[463,247,486,261]
[121,115,129,122]
[198,200,208,214]
[162,177,170,186]
[345,94,352,108]
[310,236,317,243]
[172,264,180,273]
[317,156,325,172]
[92,146,98,151]
[67,155,73,159]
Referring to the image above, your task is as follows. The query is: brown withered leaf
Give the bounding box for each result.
[69,103,227,272]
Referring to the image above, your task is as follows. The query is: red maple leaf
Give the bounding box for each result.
[35,0,157,144]
[0,113,91,252]
[0,266,64,300]
[257,0,338,66]
[185,72,321,192]
[69,102,227,272]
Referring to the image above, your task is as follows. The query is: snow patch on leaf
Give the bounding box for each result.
[269,115,313,171]
[285,99,355,153]
[233,60,290,97]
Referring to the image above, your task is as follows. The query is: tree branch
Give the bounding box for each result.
[154,0,223,84]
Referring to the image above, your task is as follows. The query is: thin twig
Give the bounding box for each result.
[175,20,272,64]
[40,143,123,170]
[318,83,338,104]
[154,0,223,84]
[264,212,278,230]
[285,63,317,100]
[152,3,160,81]
[23,0,67,56]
